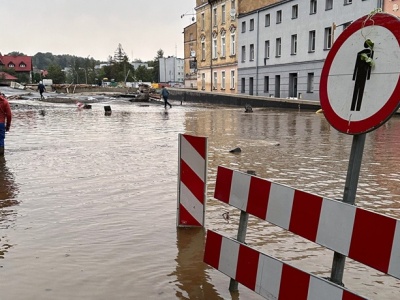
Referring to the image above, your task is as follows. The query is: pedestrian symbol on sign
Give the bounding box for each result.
[351,41,374,112]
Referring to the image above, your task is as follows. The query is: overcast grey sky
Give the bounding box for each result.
[1,0,196,62]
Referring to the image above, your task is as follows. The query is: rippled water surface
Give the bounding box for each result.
[0,98,399,300]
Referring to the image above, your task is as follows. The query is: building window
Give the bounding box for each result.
[201,41,206,60]
[213,7,217,25]
[265,14,270,26]
[221,71,226,89]
[265,40,270,61]
[241,78,245,93]
[230,70,235,89]
[326,0,333,10]
[201,13,205,30]
[276,10,282,24]
[213,71,218,89]
[310,0,317,14]
[250,18,254,31]
[324,27,332,49]
[212,38,217,59]
[241,46,246,62]
[307,73,314,92]
[291,34,297,55]
[19,63,26,68]
[344,0,352,5]
[264,76,269,93]
[242,21,246,32]
[190,33,193,41]
[250,44,254,61]
[201,73,206,90]
[292,5,298,19]
[230,33,236,55]
[276,38,281,57]
[8,63,15,68]
[222,4,226,23]
[221,35,226,57]
[309,30,316,52]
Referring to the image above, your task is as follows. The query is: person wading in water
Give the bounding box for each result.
[0,93,12,156]
[161,86,172,109]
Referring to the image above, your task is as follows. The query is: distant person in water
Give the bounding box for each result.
[0,92,12,156]
[161,86,172,109]
[37,81,46,99]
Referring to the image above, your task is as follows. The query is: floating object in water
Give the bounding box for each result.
[245,104,253,113]
[229,147,241,153]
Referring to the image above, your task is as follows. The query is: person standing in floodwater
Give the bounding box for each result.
[0,93,12,156]
[351,41,374,111]
[37,81,46,99]
[161,86,172,109]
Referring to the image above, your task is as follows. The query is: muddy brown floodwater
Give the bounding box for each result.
[0,98,399,300]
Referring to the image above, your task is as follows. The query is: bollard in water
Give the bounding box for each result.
[104,105,112,116]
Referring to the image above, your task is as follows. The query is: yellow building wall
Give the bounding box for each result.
[195,0,238,93]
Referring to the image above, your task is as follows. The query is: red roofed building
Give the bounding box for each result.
[0,53,33,84]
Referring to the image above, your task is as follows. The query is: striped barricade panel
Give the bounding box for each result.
[177,134,207,227]
[214,166,400,280]
[204,230,367,300]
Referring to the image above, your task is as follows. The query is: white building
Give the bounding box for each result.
[131,62,149,70]
[159,56,185,85]
[238,0,382,101]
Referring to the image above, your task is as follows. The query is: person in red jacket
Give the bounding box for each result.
[0,93,12,156]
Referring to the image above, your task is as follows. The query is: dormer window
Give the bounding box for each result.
[19,63,26,68]
[8,63,15,68]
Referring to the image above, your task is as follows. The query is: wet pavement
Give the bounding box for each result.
[0,87,399,299]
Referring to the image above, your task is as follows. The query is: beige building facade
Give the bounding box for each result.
[195,0,238,93]
[194,0,282,93]
[183,22,198,89]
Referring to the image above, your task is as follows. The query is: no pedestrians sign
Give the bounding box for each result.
[320,13,400,135]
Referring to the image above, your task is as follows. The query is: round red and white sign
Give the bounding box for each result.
[320,13,400,135]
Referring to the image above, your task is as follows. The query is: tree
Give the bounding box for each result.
[151,49,164,83]
[7,51,26,56]
[47,64,65,84]
[135,65,153,82]
[114,43,128,63]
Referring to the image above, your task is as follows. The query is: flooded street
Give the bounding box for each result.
[0,97,399,299]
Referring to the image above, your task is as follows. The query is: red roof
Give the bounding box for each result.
[0,72,18,80]
[0,55,32,72]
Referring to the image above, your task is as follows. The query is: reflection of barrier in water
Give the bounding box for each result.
[0,157,19,261]
[169,227,225,300]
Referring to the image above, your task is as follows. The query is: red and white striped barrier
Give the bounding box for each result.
[204,230,366,300]
[214,166,400,280]
[177,134,207,227]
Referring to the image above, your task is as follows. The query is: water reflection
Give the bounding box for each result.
[170,227,225,300]
[0,156,18,261]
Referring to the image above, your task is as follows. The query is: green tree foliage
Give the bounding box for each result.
[7,51,26,56]
[135,65,153,82]
[151,49,164,82]
[47,64,65,84]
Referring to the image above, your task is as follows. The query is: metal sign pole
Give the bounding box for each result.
[229,170,254,292]
[330,133,366,285]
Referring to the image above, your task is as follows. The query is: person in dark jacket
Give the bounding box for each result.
[161,86,172,109]
[37,81,46,99]
[0,93,12,156]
